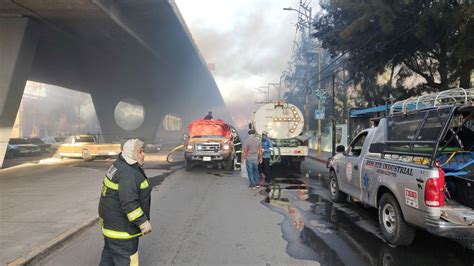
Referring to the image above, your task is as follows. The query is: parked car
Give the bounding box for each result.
[6,138,41,158]
[42,136,65,154]
[56,134,121,161]
[26,137,51,153]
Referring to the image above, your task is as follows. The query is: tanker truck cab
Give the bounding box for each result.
[328,88,474,249]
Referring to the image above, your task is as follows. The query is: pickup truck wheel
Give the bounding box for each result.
[378,193,415,246]
[329,171,346,203]
[455,238,474,250]
[82,150,95,162]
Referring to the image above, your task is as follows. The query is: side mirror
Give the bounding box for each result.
[336,145,345,153]
[248,123,252,130]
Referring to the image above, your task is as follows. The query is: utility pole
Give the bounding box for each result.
[283,1,313,132]
[304,5,312,132]
[332,73,336,156]
[268,82,281,100]
[317,45,322,155]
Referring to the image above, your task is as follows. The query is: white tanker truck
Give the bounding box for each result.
[249,100,309,170]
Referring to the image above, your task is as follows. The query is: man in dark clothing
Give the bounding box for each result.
[204,111,213,120]
[231,129,242,170]
[260,131,273,184]
[99,139,152,266]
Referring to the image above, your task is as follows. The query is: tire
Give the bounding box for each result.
[292,161,302,173]
[454,238,474,250]
[224,157,234,171]
[82,150,95,162]
[5,150,14,159]
[185,159,193,171]
[378,193,416,246]
[329,170,346,203]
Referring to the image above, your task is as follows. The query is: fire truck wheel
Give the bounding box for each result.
[378,193,415,246]
[224,158,234,171]
[185,159,193,171]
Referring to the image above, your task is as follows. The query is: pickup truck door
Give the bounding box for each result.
[341,132,369,197]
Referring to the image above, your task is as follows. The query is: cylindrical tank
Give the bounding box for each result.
[253,101,304,139]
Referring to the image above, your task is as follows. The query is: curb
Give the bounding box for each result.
[7,217,99,266]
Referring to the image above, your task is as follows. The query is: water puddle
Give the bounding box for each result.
[260,171,474,265]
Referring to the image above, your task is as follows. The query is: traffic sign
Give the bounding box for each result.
[314,109,325,120]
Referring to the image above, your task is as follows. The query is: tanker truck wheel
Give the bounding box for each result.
[292,161,302,173]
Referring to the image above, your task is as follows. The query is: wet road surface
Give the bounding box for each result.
[35,158,474,265]
[262,161,474,265]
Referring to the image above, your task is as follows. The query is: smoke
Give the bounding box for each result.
[176,0,320,131]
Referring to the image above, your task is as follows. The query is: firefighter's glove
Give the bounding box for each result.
[139,220,152,235]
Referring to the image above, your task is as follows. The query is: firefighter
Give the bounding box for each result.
[231,128,242,170]
[98,139,152,266]
[203,111,213,120]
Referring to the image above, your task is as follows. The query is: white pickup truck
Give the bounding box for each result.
[328,97,474,248]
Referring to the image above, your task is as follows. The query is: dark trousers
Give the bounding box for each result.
[99,237,139,266]
[260,158,271,182]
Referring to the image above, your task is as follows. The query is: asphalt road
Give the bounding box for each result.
[34,158,474,265]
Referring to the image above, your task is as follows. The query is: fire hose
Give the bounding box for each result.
[270,140,281,166]
[166,144,185,164]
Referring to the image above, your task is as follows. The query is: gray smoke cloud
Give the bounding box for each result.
[176,0,320,131]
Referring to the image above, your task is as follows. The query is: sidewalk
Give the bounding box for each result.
[0,153,173,265]
[306,148,332,164]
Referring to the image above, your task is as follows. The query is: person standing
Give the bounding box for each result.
[98,139,152,265]
[260,131,273,184]
[231,128,242,170]
[242,129,262,188]
[203,111,213,120]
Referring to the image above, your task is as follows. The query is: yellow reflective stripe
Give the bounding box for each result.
[140,179,149,189]
[127,207,144,222]
[101,186,107,196]
[102,227,142,239]
[130,252,139,266]
[103,176,119,190]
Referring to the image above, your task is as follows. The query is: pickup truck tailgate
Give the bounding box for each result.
[441,200,474,225]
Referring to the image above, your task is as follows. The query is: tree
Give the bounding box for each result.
[313,0,474,101]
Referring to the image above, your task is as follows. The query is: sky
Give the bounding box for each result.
[175,0,321,129]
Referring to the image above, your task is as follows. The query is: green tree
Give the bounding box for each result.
[314,0,474,101]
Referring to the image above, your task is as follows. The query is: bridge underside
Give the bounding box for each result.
[0,0,229,167]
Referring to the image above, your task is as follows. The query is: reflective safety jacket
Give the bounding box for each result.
[98,154,151,239]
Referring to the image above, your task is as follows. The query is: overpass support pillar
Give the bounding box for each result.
[0,18,39,168]
[90,92,162,144]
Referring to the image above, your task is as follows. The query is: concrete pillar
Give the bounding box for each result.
[0,18,39,168]
[90,92,162,144]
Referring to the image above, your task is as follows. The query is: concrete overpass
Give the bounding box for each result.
[0,0,229,167]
